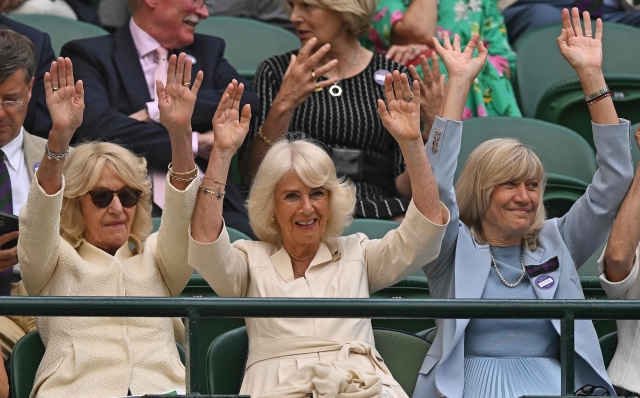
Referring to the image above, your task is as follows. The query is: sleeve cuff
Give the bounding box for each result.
[192,132,199,158]
[146,101,160,123]
[188,220,229,269]
[598,244,640,299]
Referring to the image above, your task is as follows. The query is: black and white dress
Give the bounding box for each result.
[245,51,410,219]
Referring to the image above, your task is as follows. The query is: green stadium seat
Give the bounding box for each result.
[599,331,618,369]
[195,16,299,81]
[152,217,251,242]
[8,14,108,56]
[206,326,432,396]
[342,218,400,239]
[514,22,640,143]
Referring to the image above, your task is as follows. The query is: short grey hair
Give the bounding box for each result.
[281,0,376,36]
[0,29,36,85]
[247,138,356,243]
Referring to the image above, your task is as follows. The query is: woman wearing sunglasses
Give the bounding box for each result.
[17,53,201,397]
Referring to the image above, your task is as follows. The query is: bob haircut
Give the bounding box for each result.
[280,0,376,36]
[60,142,153,246]
[247,138,356,243]
[455,138,547,250]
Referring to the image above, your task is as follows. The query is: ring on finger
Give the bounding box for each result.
[52,86,59,91]
[314,83,323,93]
[311,70,316,79]
[584,34,592,37]
[411,45,417,54]
[403,95,414,103]
[182,82,191,87]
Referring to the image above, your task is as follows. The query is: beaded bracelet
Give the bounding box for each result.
[45,142,70,161]
[199,185,225,200]
[257,125,273,146]
[586,92,611,106]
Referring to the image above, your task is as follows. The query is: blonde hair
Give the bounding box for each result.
[281,0,376,36]
[60,142,153,246]
[455,138,547,250]
[247,139,356,243]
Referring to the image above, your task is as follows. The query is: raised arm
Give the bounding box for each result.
[555,9,633,267]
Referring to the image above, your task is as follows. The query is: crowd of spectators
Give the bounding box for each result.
[0,0,639,397]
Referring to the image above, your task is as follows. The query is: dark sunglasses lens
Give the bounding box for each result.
[118,188,142,208]
[90,190,114,208]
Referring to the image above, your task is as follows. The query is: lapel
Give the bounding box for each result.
[270,241,334,283]
[524,245,562,300]
[22,131,45,182]
[114,24,152,112]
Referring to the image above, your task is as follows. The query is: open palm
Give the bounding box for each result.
[45,57,84,140]
[377,71,421,143]
[432,32,487,84]
[212,80,251,153]
[557,8,603,73]
[158,53,203,136]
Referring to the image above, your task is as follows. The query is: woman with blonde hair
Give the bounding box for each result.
[18,53,200,397]
[414,9,632,398]
[188,67,450,396]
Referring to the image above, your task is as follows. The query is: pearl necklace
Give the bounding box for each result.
[490,248,526,288]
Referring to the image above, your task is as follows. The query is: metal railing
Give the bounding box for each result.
[2,296,639,396]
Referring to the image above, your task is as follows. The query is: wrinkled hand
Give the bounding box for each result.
[377,71,421,143]
[0,232,19,273]
[0,0,26,12]
[409,52,445,135]
[276,38,339,110]
[386,44,429,65]
[212,80,251,153]
[157,53,203,137]
[45,57,84,142]
[557,8,603,74]
[432,33,487,85]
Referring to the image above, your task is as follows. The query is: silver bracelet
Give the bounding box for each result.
[45,142,70,161]
[584,85,610,103]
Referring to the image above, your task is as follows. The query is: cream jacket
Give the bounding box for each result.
[18,176,198,398]
[599,246,640,393]
[189,200,449,398]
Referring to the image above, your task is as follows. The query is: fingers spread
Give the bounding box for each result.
[155,80,166,102]
[583,11,592,37]
[595,18,603,41]
[376,98,389,119]
[167,54,177,86]
[175,53,186,86]
[442,31,452,50]
[571,7,583,36]
[408,65,424,86]
[75,80,84,102]
[183,57,193,87]
[298,37,317,60]
[65,57,74,88]
[191,70,204,96]
[464,34,479,56]
[307,43,332,67]
[383,72,395,102]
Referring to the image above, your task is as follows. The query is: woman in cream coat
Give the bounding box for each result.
[188,73,449,396]
[18,54,201,398]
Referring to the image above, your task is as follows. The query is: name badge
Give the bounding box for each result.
[535,274,555,290]
[33,162,40,173]
[374,69,391,85]
[186,54,197,65]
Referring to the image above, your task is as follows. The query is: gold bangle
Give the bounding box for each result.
[199,185,225,199]
[168,162,198,176]
[257,125,273,147]
[170,172,198,183]
[203,176,227,186]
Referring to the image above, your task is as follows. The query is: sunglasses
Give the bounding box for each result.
[87,187,143,209]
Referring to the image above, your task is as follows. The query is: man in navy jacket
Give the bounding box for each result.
[60,0,259,235]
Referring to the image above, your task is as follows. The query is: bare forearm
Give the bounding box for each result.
[191,149,234,243]
[604,163,640,282]
[168,128,196,191]
[399,138,443,224]
[578,70,619,125]
[440,79,472,121]
[392,0,438,45]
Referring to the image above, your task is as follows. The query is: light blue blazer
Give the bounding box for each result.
[413,117,635,398]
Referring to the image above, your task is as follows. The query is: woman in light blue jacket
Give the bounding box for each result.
[415,8,634,398]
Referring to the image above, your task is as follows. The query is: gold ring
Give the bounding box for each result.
[314,84,323,93]
[403,95,414,103]
[182,82,191,87]
[52,86,59,91]
[311,70,316,79]
[584,34,592,37]
[411,45,417,54]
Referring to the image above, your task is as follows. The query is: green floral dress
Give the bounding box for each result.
[364,0,522,118]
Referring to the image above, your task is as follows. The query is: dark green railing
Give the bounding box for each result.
[2,297,639,396]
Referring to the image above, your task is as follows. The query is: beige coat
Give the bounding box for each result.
[18,175,198,398]
[189,200,449,398]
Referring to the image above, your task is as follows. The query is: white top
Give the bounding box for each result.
[2,127,31,217]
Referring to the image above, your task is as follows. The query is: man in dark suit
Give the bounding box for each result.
[60,0,259,236]
[0,15,54,138]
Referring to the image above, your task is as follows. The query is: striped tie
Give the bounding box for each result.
[0,150,12,296]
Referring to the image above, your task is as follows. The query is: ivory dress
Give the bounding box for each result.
[189,200,449,397]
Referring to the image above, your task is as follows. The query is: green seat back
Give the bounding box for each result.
[10,331,44,398]
[8,14,108,56]
[207,326,248,394]
[152,216,161,233]
[599,331,618,369]
[514,22,640,119]
[195,16,299,81]
[372,328,432,397]
[227,227,252,242]
[342,219,401,239]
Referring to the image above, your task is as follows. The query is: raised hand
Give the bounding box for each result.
[432,32,487,86]
[276,38,339,110]
[557,8,603,74]
[377,71,421,143]
[212,80,251,154]
[157,52,203,137]
[45,57,84,143]
[409,52,445,136]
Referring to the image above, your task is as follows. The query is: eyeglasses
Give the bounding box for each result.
[574,384,611,396]
[0,100,25,109]
[87,187,143,209]
[191,0,211,8]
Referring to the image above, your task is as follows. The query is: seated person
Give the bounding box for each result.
[368,0,521,119]
[60,0,259,237]
[414,10,627,397]
[18,54,199,397]
[597,124,640,397]
[1,0,77,20]
[241,0,442,221]
[189,70,449,396]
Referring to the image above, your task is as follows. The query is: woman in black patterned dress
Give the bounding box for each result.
[240,0,442,220]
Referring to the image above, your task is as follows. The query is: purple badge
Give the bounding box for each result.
[535,274,555,290]
[374,69,391,85]
[33,162,40,173]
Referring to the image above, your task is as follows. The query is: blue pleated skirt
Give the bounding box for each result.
[463,357,561,398]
